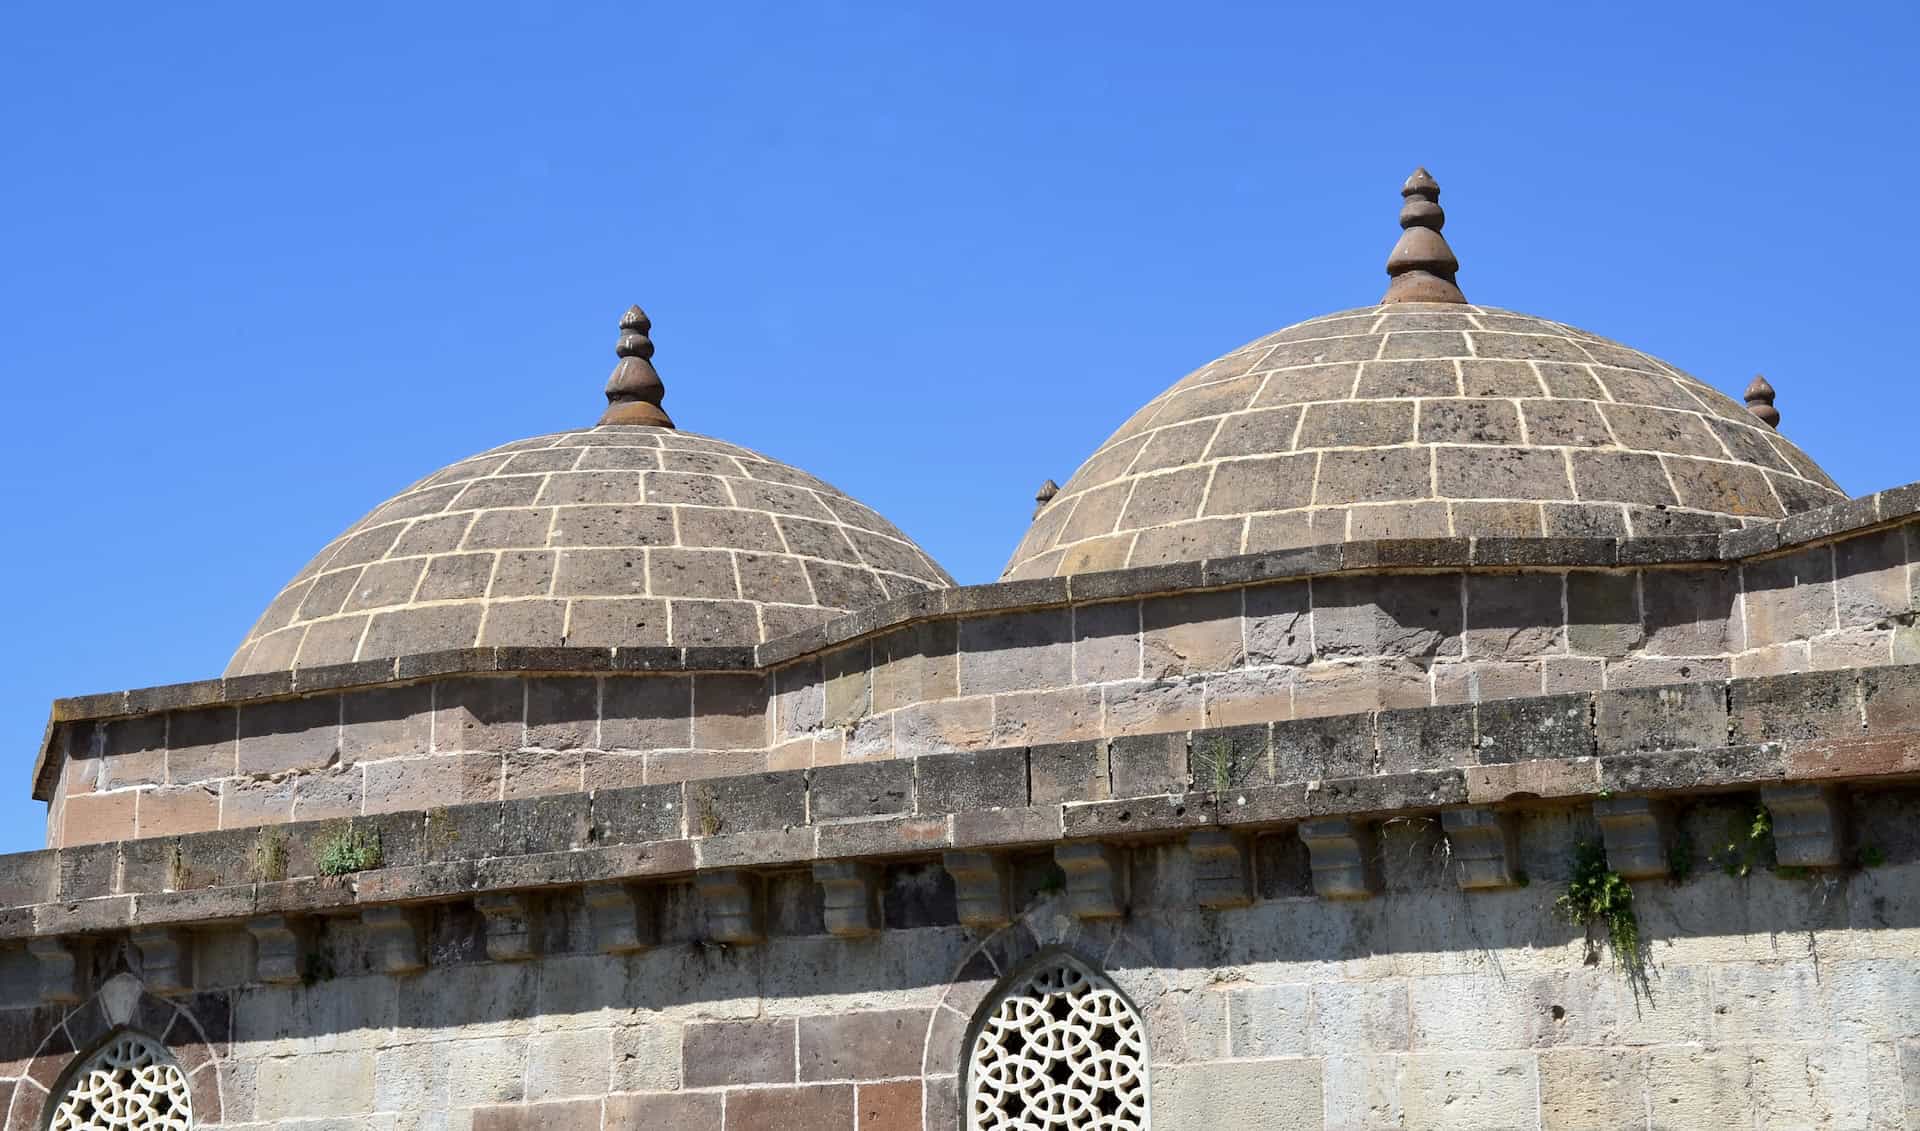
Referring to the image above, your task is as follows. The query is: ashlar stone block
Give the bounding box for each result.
[942,850,1011,929]
[129,927,192,996]
[1439,807,1522,889]
[696,869,763,944]
[1054,841,1126,919]
[1298,817,1381,899]
[1761,784,1846,867]
[584,882,656,954]
[362,905,427,973]
[813,860,882,937]
[474,892,542,960]
[1591,795,1673,879]
[246,914,307,984]
[1188,828,1253,908]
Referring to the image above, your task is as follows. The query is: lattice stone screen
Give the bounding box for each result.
[966,954,1149,1129]
[48,1031,192,1131]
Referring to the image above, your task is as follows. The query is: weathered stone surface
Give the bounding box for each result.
[1761,783,1846,867]
[1188,828,1253,908]
[1591,795,1673,879]
[361,905,427,973]
[696,869,762,944]
[1054,841,1126,918]
[1298,817,1379,898]
[942,850,1011,928]
[1439,807,1520,888]
[583,882,655,954]
[813,860,881,937]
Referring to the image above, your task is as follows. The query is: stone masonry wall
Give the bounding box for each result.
[1,793,1915,1129]
[43,510,1920,848]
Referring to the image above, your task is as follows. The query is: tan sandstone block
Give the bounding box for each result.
[1539,1049,1648,1131]
[1150,1060,1323,1129]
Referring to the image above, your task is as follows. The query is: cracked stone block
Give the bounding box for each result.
[1439,807,1522,889]
[474,892,542,961]
[362,906,427,973]
[1298,818,1381,899]
[129,928,191,996]
[29,937,81,1004]
[1189,828,1253,908]
[1761,784,1846,867]
[1055,842,1126,919]
[246,915,307,985]
[812,860,882,937]
[1592,796,1674,879]
[942,851,1011,929]
[584,883,656,954]
[697,870,763,944]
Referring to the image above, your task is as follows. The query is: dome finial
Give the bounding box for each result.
[1033,479,1059,519]
[1744,374,1780,429]
[599,305,674,428]
[1382,167,1467,304]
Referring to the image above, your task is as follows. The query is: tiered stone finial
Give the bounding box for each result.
[1382,168,1467,304]
[1744,375,1780,429]
[1034,479,1059,519]
[599,305,674,428]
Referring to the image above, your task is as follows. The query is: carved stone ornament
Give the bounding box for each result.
[966,954,1149,1130]
[48,1030,193,1130]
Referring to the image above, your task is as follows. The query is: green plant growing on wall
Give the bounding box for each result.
[1191,736,1254,799]
[316,823,383,877]
[1557,840,1643,984]
[1710,802,1775,877]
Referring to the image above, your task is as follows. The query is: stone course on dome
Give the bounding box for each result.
[229,311,953,675]
[1003,174,1844,580]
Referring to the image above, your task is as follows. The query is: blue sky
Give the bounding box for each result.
[3,2,1917,852]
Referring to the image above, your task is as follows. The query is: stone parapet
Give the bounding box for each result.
[5,664,1920,954]
[33,485,1920,849]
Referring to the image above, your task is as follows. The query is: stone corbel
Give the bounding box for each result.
[129,927,192,996]
[28,937,80,1005]
[361,906,428,974]
[1188,829,1253,909]
[246,915,308,985]
[1592,796,1675,879]
[942,851,1011,929]
[584,883,656,955]
[1439,807,1522,890]
[1762,784,1847,868]
[1055,842,1126,919]
[696,870,763,944]
[1298,818,1381,899]
[474,892,542,961]
[813,861,882,938]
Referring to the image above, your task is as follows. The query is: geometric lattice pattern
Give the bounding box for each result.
[48,1032,192,1131]
[1005,304,1845,579]
[967,955,1149,1130]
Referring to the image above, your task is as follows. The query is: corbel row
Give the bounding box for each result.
[17,787,1857,999]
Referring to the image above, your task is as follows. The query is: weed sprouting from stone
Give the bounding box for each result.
[1558,839,1645,990]
[1712,801,1775,878]
[316,823,383,877]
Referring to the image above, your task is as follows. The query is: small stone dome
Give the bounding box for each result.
[1004,173,1845,580]
[229,310,953,675]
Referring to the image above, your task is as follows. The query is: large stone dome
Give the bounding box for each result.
[1003,173,1844,580]
[229,309,953,675]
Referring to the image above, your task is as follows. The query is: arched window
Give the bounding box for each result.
[47,1030,192,1131]
[965,952,1149,1130]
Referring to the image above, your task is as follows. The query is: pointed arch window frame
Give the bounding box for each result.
[961,948,1152,1130]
